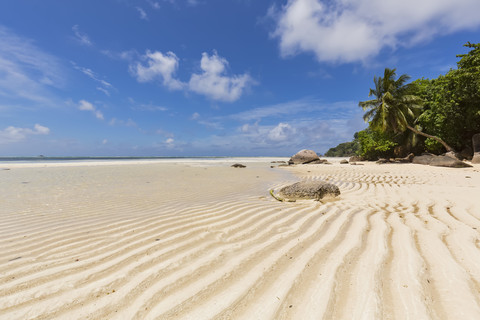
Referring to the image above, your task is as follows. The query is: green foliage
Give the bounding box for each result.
[325,140,360,157]
[357,129,397,160]
[413,42,480,152]
[424,138,443,154]
[335,42,479,159]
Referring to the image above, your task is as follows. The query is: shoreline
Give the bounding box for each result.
[0,157,294,169]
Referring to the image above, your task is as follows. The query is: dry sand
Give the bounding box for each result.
[1,158,480,319]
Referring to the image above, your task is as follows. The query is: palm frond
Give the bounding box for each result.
[359,67,423,136]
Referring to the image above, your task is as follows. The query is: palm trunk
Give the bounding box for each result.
[406,125,454,152]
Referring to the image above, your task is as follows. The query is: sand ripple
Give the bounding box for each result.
[1,161,480,319]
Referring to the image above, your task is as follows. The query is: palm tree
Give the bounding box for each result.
[359,68,454,152]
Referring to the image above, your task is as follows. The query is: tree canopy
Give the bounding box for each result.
[327,42,479,159]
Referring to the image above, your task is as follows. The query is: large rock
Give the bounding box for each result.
[349,155,363,162]
[289,149,320,164]
[278,181,340,201]
[472,133,480,164]
[413,154,472,168]
[459,146,473,161]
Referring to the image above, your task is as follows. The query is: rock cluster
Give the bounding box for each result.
[376,153,415,164]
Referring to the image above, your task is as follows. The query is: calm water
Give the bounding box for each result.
[0,156,229,163]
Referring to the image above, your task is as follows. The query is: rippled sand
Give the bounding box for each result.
[1,159,480,319]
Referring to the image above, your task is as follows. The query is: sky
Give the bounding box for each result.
[0,0,479,157]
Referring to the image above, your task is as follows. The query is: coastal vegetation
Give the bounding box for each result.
[324,135,359,157]
[326,42,480,160]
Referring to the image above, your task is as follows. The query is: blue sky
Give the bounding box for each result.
[1,0,479,156]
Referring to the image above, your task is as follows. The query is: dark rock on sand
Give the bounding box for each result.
[413,154,472,168]
[278,181,340,201]
[271,161,287,164]
[231,163,246,168]
[289,149,320,165]
[307,159,329,164]
[340,160,349,164]
[472,133,480,164]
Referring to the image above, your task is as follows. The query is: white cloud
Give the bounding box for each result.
[101,49,137,61]
[130,50,184,90]
[268,122,295,141]
[228,98,358,122]
[183,97,367,155]
[156,128,174,138]
[193,117,360,155]
[78,100,94,111]
[130,50,254,102]
[34,124,50,135]
[0,25,64,106]
[94,110,104,120]
[186,0,200,6]
[146,0,160,9]
[109,118,137,127]
[271,0,480,63]
[136,7,148,20]
[190,111,223,129]
[96,87,110,96]
[188,52,254,102]
[241,122,258,134]
[191,112,200,120]
[78,100,104,120]
[72,25,92,46]
[72,62,114,95]
[0,124,50,144]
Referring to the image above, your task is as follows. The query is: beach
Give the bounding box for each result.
[1,158,480,319]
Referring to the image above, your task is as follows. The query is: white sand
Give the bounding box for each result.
[1,159,480,319]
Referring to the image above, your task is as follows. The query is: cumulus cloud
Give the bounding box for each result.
[271,0,480,63]
[268,122,296,141]
[185,97,367,155]
[130,50,253,102]
[0,124,50,144]
[78,100,104,120]
[188,52,254,102]
[130,51,184,90]
[72,25,92,46]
